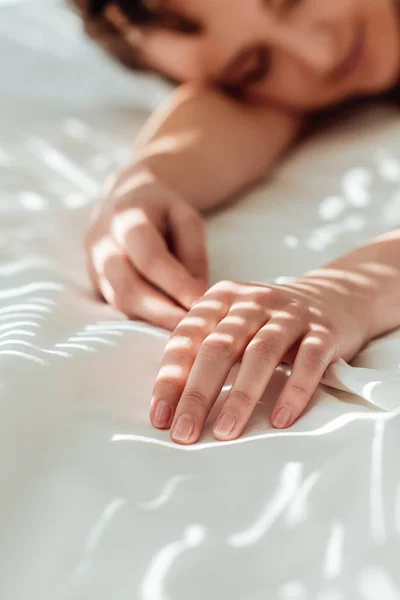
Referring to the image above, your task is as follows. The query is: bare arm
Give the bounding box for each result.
[312,228,400,342]
[80,0,303,327]
[69,0,301,210]
[87,85,301,327]
[132,83,302,212]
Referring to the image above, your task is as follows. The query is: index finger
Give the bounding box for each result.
[112,207,206,310]
[150,286,235,432]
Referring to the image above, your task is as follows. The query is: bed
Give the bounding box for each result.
[1,1,400,598]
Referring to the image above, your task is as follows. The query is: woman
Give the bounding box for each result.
[75,0,400,444]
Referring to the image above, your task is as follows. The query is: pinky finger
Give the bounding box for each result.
[271,334,335,429]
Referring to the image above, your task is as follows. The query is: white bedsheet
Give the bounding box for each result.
[1,1,400,598]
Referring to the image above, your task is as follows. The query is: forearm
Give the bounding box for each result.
[132,84,301,212]
[304,229,400,342]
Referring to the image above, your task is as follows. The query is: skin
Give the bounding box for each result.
[85,0,400,443]
[143,0,400,110]
[150,234,400,444]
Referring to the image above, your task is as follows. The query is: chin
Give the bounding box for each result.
[345,66,400,102]
[364,53,400,94]
[365,69,399,94]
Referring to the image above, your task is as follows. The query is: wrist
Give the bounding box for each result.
[299,266,376,353]
[320,238,400,342]
[302,254,398,348]
[118,160,191,208]
[128,157,200,209]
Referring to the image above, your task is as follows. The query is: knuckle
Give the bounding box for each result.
[255,286,278,305]
[135,251,158,276]
[155,377,183,399]
[183,389,210,410]
[247,337,280,362]
[164,347,192,366]
[202,335,238,361]
[173,324,200,340]
[302,345,329,371]
[199,298,232,317]
[263,285,278,300]
[166,334,195,353]
[288,383,309,398]
[270,320,291,337]
[277,324,291,338]
[212,280,234,293]
[286,303,305,321]
[228,389,254,408]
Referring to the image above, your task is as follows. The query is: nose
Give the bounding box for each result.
[208,14,340,83]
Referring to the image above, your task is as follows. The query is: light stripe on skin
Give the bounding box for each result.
[150,288,236,432]
[213,313,305,440]
[168,300,272,444]
[271,332,336,430]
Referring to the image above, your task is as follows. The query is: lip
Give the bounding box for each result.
[332,25,366,82]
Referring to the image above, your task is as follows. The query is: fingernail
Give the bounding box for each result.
[273,406,293,429]
[153,401,172,428]
[214,412,236,437]
[172,414,195,443]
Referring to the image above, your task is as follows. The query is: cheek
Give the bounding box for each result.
[254,67,327,112]
[143,34,205,83]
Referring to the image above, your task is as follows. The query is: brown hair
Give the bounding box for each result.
[68,0,151,70]
[68,0,201,73]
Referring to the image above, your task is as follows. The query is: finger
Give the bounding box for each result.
[150,284,236,432]
[213,313,304,440]
[168,203,209,286]
[271,332,335,429]
[112,207,206,309]
[91,236,186,330]
[168,298,269,445]
[85,250,103,300]
[90,169,120,223]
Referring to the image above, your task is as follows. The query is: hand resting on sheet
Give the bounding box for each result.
[150,229,400,444]
[150,277,368,444]
[86,165,400,444]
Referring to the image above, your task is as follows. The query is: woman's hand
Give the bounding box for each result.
[85,166,209,330]
[150,276,371,444]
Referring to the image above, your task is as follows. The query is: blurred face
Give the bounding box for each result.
[136,0,400,112]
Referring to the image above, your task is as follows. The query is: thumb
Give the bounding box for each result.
[168,203,210,290]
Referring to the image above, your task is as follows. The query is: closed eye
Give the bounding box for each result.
[220,46,271,93]
[241,47,270,86]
